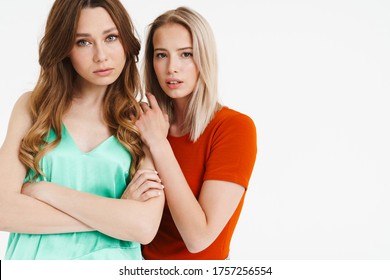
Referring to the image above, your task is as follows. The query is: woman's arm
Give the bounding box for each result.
[144,139,244,252]
[22,139,165,244]
[23,171,165,244]
[135,94,246,253]
[0,92,93,234]
[121,146,164,202]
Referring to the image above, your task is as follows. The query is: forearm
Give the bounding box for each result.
[136,94,231,251]
[148,139,212,251]
[31,182,164,243]
[0,192,92,234]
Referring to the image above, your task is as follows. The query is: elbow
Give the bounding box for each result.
[119,196,164,244]
[138,231,156,245]
[117,230,154,245]
[182,226,222,253]
[132,226,158,245]
[138,218,160,245]
[120,217,160,245]
[180,225,218,253]
[184,237,214,254]
[136,197,164,245]
[186,244,209,254]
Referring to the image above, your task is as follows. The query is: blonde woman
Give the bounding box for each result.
[137,7,257,259]
[0,0,164,260]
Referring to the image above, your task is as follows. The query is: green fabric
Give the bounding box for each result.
[5,125,141,260]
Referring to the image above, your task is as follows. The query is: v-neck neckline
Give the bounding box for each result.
[62,123,114,155]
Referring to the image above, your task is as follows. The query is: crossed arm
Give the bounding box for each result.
[0,93,164,244]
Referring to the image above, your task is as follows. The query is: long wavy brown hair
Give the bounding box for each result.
[19,0,144,179]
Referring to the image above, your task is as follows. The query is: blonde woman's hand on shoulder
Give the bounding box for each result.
[136,93,170,148]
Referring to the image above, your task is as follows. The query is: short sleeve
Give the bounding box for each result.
[204,113,257,189]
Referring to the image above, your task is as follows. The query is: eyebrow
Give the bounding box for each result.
[75,27,118,38]
[154,47,193,52]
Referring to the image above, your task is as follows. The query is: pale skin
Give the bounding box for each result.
[0,7,164,244]
[136,23,245,253]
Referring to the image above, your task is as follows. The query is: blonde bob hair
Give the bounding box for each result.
[144,6,222,142]
[20,0,144,179]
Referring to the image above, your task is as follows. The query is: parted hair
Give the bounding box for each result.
[144,6,222,142]
[19,0,144,179]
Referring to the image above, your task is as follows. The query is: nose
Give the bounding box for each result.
[93,43,108,63]
[167,57,179,74]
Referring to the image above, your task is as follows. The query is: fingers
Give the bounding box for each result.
[140,189,163,201]
[122,169,163,201]
[132,169,160,184]
[134,180,164,198]
[123,181,164,201]
[130,113,136,121]
[146,93,161,111]
[139,94,169,124]
[139,101,150,113]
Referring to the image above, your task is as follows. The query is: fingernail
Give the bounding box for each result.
[161,185,165,189]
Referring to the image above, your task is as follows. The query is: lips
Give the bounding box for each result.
[93,68,114,76]
[166,78,183,89]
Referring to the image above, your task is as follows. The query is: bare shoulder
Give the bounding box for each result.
[12,91,32,125]
[1,92,33,149]
[13,91,32,116]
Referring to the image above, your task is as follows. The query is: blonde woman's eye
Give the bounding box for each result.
[76,39,91,47]
[182,52,193,58]
[156,53,167,59]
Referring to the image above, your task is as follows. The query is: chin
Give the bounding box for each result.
[93,78,118,86]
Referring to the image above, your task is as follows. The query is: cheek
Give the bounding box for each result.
[114,45,126,62]
[69,51,86,70]
[153,61,165,80]
[116,53,126,70]
[186,63,199,80]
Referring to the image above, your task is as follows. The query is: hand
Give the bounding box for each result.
[136,93,170,148]
[121,169,164,202]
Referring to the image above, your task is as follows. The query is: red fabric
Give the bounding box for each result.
[142,107,257,259]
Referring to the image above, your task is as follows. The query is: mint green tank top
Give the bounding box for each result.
[5,125,141,260]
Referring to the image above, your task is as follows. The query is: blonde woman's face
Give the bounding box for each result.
[69,7,126,89]
[153,23,199,102]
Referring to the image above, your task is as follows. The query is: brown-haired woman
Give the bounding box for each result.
[0,0,164,260]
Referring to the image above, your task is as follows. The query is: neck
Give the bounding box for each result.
[172,98,187,127]
[168,98,188,137]
[73,82,108,106]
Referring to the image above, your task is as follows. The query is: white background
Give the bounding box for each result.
[1,0,390,260]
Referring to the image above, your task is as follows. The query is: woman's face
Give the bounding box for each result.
[152,23,199,102]
[69,7,126,89]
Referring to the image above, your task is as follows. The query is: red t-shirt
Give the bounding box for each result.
[142,107,257,259]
